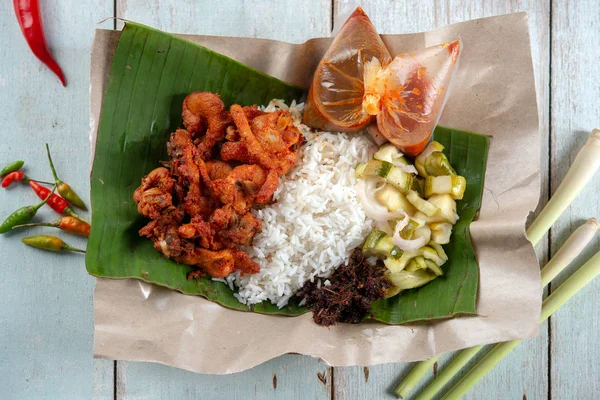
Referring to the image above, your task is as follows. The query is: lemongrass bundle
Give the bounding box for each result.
[409,219,599,400]
[394,129,600,399]
[442,251,600,399]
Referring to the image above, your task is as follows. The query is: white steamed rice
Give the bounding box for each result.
[218,100,376,308]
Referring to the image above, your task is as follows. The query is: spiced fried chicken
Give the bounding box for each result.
[133,92,303,279]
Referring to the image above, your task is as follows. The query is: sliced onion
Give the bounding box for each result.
[392,161,419,174]
[355,179,408,221]
[392,217,427,251]
[376,221,394,236]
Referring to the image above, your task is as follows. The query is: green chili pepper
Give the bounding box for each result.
[46,144,88,211]
[0,160,24,177]
[22,235,85,253]
[0,185,56,234]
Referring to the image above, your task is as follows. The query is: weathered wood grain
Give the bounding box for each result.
[117,0,332,42]
[332,1,551,399]
[0,0,114,398]
[113,1,333,399]
[550,0,600,399]
[117,355,332,400]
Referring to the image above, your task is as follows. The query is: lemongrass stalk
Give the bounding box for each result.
[402,219,599,399]
[527,129,600,245]
[395,357,438,398]
[442,251,600,399]
[541,218,599,285]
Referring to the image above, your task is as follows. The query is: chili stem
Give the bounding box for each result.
[45,143,62,184]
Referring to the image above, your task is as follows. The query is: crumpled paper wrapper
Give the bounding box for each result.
[89,12,541,374]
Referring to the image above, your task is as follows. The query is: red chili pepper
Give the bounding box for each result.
[28,180,89,224]
[1,171,24,188]
[13,0,66,86]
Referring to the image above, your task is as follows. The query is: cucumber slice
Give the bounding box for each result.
[406,190,439,217]
[424,175,467,200]
[387,167,413,194]
[427,194,458,224]
[400,219,420,239]
[375,184,416,214]
[430,222,452,244]
[425,259,444,276]
[387,269,437,291]
[405,259,420,272]
[363,230,403,259]
[384,250,419,273]
[412,176,425,197]
[415,141,445,176]
[374,144,403,163]
[429,241,449,261]
[421,246,444,266]
[363,159,393,178]
[384,285,402,299]
[362,230,387,257]
[414,256,427,270]
[355,162,367,179]
[424,152,456,176]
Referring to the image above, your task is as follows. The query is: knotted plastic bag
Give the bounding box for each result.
[304,7,462,156]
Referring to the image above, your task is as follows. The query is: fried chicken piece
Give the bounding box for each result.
[205,160,233,181]
[178,248,237,279]
[133,167,176,219]
[166,130,216,218]
[230,105,303,176]
[210,205,262,247]
[134,188,173,219]
[243,105,266,122]
[251,110,301,153]
[220,141,252,163]
[139,206,188,258]
[231,248,260,275]
[178,215,221,250]
[182,92,231,159]
[212,164,278,213]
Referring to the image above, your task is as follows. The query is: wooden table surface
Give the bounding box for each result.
[1,0,599,399]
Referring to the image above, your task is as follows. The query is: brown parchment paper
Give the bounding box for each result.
[90,12,542,374]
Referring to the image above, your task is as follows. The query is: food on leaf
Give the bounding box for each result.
[354,141,465,295]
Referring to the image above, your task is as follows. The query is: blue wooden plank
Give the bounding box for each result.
[0,0,113,398]
[117,356,331,400]
[550,1,600,398]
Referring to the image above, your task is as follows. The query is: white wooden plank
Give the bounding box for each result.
[332,1,550,398]
[118,0,332,42]
[117,355,332,400]
[0,0,114,398]
[550,0,600,398]
[114,1,333,399]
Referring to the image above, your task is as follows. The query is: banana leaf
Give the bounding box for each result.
[87,22,489,324]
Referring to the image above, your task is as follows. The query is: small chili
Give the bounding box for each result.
[0,185,55,234]
[46,144,87,210]
[1,171,24,188]
[27,179,89,224]
[22,235,85,253]
[13,0,66,86]
[0,160,24,177]
[12,216,91,237]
